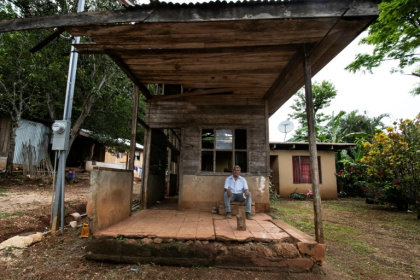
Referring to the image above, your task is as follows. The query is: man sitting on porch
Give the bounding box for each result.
[224,165,253,219]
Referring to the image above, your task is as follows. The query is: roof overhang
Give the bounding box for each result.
[0,0,379,115]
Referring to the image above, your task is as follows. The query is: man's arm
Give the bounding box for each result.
[242,178,249,197]
[224,177,233,197]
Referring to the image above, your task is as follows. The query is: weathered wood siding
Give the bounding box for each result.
[146,97,268,175]
[144,97,270,211]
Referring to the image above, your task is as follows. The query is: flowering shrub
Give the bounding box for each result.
[335,159,368,197]
[361,115,420,216]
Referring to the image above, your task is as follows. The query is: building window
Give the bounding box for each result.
[201,129,247,172]
[292,156,322,184]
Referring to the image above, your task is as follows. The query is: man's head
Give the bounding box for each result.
[232,165,241,178]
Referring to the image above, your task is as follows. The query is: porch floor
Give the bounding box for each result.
[88,210,325,271]
[94,209,312,244]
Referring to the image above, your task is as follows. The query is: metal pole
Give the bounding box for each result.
[51,0,85,234]
[303,45,324,244]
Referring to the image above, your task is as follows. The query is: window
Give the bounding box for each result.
[201,129,247,172]
[292,156,322,184]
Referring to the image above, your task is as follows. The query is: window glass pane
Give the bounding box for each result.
[202,129,214,149]
[215,151,232,172]
[235,152,247,172]
[235,129,247,149]
[201,151,213,171]
[216,129,232,150]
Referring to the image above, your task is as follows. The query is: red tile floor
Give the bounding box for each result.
[94,210,292,243]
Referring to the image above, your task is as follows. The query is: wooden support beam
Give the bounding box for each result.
[137,116,150,129]
[129,85,139,171]
[0,9,152,33]
[30,28,65,53]
[148,88,232,102]
[142,127,152,209]
[75,44,300,56]
[107,52,153,99]
[303,45,324,244]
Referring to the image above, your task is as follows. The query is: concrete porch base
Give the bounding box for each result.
[85,210,325,272]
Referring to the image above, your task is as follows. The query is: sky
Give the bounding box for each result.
[269,32,420,142]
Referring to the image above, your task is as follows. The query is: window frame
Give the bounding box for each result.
[292,155,322,184]
[200,128,248,173]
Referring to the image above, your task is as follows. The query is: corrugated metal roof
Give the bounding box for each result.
[80,129,144,150]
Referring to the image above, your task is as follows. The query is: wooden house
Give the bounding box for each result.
[0,0,378,215]
[69,129,144,177]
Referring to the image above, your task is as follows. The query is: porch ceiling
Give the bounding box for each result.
[0,0,378,115]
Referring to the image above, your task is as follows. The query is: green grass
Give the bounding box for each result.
[269,197,420,279]
[0,211,24,219]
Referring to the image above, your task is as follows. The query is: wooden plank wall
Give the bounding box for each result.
[146,97,268,175]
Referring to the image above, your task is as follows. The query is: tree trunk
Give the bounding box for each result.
[89,142,96,160]
[67,72,115,152]
[68,93,96,151]
[45,90,56,121]
[5,118,19,175]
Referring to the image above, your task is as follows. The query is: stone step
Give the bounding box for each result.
[86,238,323,273]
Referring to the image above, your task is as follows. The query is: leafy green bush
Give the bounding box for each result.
[362,115,420,217]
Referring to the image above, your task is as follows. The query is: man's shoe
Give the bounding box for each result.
[246,212,253,220]
[226,212,232,219]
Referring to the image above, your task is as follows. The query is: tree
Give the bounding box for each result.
[338,110,390,142]
[361,115,420,218]
[0,28,51,174]
[1,0,145,171]
[288,80,337,141]
[346,0,420,95]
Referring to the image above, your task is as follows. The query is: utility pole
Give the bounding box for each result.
[51,0,85,234]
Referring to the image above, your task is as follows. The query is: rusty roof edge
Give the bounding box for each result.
[131,0,378,14]
[140,0,379,23]
[0,0,378,33]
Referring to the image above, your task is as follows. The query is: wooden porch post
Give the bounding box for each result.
[129,85,139,170]
[128,85,139,212]
[303,46,324,244]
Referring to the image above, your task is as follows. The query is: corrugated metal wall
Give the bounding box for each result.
[14,119,50,165]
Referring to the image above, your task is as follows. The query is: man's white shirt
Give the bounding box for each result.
[224,175,248,194]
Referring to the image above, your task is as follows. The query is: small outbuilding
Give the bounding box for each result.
[270,142,356,199]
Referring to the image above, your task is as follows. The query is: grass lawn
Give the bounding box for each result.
[270,197,420,279]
